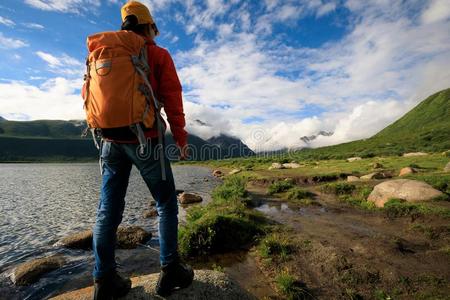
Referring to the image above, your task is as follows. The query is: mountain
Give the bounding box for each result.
[294,88,450,160]
[207,134,255,158]
[0,119,253,162]
[300,131,334,144]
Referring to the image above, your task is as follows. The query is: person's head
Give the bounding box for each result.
[121,1,159,39]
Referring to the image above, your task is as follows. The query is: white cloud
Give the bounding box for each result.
[174,0,450,150]
[24,0,101,14]
[421,0,450,24]
[0,78,84,121]
[0,32,28,49]
[0,16,15,27]
[3,0,450,152]
[35,51,83,76]
[22,22,45,30]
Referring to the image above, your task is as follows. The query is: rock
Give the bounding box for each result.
[204,178,209,182]
[402,152,428,157]
[54,226,151,250]
[360,172,382,180]
[143,209,158,218]
[399,167,416,177]
[444,162,450,172]
[372,162,383,169]
[53,229,93,250]
[149,199,156,206]
[347,176,360,182]
[116,226,152,249]
[282,163,300,169]
[268,163,284,170]
[347,157,362,162]
[178,192,203,204]
[367,179,444,207]
[228,168,242,175]
[11,255,65,286]
[213,170,223,177]
[50,269,254,300]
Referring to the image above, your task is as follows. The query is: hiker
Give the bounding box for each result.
[82,1,193,299]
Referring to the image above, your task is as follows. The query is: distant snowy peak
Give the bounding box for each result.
[300,131,333,143]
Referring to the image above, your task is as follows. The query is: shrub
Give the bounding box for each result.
[268,180,294,195]
[286,188,315,200]
[258,233,294,260]
[321,182,356,195]
[276,272,312,300]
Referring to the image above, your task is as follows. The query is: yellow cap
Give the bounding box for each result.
[121,1,155,25]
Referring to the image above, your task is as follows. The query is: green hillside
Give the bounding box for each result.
[304,88,449,159]
[0,119,85,138]
[289,88,450,160]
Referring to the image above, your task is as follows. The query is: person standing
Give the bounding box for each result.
[89,1,193,299]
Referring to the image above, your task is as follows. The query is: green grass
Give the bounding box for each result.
[384,199,450,218]
[268,180,294,195]
[276,271,312,300]
[321,182,356,195]
[258,233,295,261]
[179,176,268,257]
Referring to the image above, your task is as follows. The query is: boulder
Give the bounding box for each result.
[282,163,300,169]
[402,152,428,157]
[347,157,362,162]
[11,255,65,286]
[116,226,152,249]
[347,176,360,182]
[178,192,203,204]
[54,226,151,250]
[399,167,416,177]
[143,209,158,218]
[53,229,93,250]
[228,168,242,175]
[360,172,382,180]
[360,171,392,180]
[444,162,450,173]
[367,179,444,207]
[213,170,223,177]
[268,163,284,170]
[50,269,254,300]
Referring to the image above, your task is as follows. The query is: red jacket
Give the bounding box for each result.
[82,38,188,148]
[143,39,187,148]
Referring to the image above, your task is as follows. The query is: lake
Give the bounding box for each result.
[0,163,219,299]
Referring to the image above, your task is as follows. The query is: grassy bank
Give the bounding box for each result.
[178,176,269,257]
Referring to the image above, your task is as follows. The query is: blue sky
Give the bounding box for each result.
[0,0,449,150]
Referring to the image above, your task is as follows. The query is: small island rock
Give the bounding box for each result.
[178,192,203,204]
[11,255,66,286]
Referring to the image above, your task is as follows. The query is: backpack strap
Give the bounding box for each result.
[131,45,167,181]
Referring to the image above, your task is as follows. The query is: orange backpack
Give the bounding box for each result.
[83,31,162,147]
[83,30,166,179]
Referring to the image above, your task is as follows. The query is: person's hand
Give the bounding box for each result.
[179,144,189,160]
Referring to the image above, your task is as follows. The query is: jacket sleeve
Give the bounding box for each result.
[158,49,188,148]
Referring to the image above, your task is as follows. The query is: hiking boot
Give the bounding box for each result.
[156,260,194,296]
[93,272,132,300]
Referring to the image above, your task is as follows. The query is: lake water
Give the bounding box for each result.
[0,163,219,299]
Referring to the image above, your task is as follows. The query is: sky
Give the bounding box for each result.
[0,0,449,151]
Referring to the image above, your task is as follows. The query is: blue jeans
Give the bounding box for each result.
[92,140,179,279]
